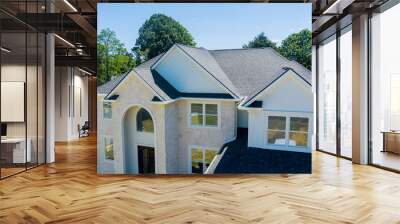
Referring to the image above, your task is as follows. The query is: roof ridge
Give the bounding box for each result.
[267,47,311,72]
[175,43,206,50]
[177,43,275,52]
[211,47,274,52]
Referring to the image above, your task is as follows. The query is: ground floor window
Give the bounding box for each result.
[266,112,311,148]
[191,146,218,174]
[104,136,114,160]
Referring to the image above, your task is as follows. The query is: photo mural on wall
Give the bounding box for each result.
[96,3,313,174]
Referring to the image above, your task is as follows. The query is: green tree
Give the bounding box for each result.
[278,29,311,70]
[97,28,135,85]
[243,32,277,49]
[134,13,196,60]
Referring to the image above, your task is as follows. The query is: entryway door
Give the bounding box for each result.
[137,146,155,174]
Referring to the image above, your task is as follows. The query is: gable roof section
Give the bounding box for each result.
[240,67,311,107]
[100,45,311,104]
[97,71,129,95]
[210,47,311,98]
[104,53,173,101]
[151,44,240,98]
[149,69,233,100]
[176,44,240,98]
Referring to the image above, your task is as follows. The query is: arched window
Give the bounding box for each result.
[136,108,154,133]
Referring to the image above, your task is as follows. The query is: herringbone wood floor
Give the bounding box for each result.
[0,135,400,224]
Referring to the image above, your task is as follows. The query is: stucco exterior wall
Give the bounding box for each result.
[97,73,167,174]
[97,73,238,174]
[97,95,115,173]
[164,103,179,173]
[174,100,236,173]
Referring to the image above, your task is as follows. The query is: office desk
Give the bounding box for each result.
[1,138,31,163]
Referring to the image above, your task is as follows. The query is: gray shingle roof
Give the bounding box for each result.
[132,53,172,101]
[99,44,311,103]
[97,72,129,95]
[209,47,311,98]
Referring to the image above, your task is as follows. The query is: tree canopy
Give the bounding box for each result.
[97,28,135,85]
[242,32,277,49]
[243,30,311,70]
[278,29,311,69]
[134,13,196,61]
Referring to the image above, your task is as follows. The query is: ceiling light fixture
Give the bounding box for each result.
[78,67,92,76]
[322,0,355,15]
[63,0,78,12]
[54,34,75,48]
[1,47,11,53]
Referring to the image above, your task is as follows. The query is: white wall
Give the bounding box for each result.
[247,71,313,153]
[154,47,227,94]
[248,109,264,148]
[261,71,313,112]
[54,67,89,141]
[1,65,34,137]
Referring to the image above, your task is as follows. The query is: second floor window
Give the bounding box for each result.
[190,103,218,127]
[103,102,112,119]
[137,108,154,133]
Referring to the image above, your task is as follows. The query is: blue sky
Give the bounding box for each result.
[98,3,311,50]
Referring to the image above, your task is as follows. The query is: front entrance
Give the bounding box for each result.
[138,146,155,174]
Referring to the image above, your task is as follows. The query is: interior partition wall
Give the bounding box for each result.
[370,2,400,171]
[0,1,46,179]
[316,23,353,159]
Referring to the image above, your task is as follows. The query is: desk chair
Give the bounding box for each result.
[78,121,90,138]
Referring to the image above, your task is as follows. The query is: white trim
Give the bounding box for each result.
[188,145,219,174]
[150,97,241,105]
[264,111,313,153]
[237,105,263,111]
[204,146,227,174]
[187,101,221,129]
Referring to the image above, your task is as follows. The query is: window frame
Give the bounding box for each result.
[104,135,114,161]
[188,145,218,174]
[265,111,312,149]
[188,101,220,129]
[267,116,287,145]
[103,101,112,119]
[136,108,154,133]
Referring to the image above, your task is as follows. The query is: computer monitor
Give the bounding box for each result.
[1,123,7,137]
